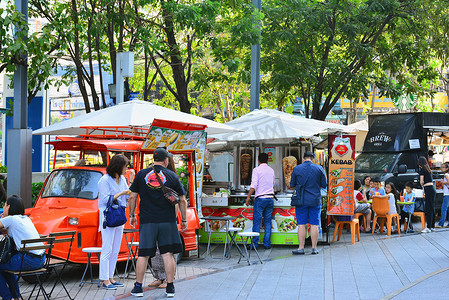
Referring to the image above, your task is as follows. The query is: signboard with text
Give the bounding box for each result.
[327,135,356,216]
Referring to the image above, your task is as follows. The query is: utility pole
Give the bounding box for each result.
[7,0,33,207]
[250,0,261,112]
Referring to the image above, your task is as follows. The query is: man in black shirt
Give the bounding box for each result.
[128,148,187,298]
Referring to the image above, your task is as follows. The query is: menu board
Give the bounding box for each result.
[327,135,356,216]
[142,126,204,151]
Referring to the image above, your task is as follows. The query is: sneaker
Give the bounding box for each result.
[131,283,143,297]
[435,225,443,228]
[406,228,414,233]
[112,281,124,287]
[292,249,305,255]
[431,228,436,232]
[444,225,449,228]
[166,284,175,298]
[421,228,431,233]
[311,248,319,255]
[102,283,117,290]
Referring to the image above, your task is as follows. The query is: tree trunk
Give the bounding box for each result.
[161,0,191,113]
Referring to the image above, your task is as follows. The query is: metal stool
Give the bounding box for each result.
[225,227,243,258]
[123,241,139,279]
[80,247,102,287]
[123,228,140,280]
[238,232,263,265]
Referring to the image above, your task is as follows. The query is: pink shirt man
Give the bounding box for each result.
[250,163,275,198]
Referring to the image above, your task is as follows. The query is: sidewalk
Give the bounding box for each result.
[113,228,449,300]
[18,225,449,299]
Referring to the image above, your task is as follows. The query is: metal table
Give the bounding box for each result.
[201,216,235,260]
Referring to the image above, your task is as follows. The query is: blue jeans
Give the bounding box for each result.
[439,195,449,226]
[252,198,274,248]
[0,252,45,300]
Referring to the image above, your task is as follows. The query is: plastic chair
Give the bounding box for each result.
[354,213,367,231]
[332,216,360,244]
[404,212,426,231]
[371,195,401,236]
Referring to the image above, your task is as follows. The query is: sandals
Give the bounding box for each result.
[148,279,164,287]
[148,279,167,288]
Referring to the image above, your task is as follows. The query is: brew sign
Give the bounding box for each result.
[327,135,356,216]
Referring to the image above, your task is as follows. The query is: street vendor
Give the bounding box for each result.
[245,153,275,250]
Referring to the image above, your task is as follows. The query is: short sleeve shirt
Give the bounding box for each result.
[1,215,44,255]
[419,168,433,185]
[130,165,186,223]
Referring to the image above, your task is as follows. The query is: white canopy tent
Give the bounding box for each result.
[33,100,239,136]
[209,109,355,143]
[347,119,369,152]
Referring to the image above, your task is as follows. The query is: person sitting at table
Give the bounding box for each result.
[370,178,385,198]
[399,181,415,233]
[362,176,371,200]
[385,182,399,233]
[354,180,372,232]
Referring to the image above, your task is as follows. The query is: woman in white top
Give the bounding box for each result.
[0,195,45,300]
[385,182,399,232]
[98,154,130,290]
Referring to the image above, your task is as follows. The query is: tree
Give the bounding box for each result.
[0,3,62,105]
[261,0,446,120]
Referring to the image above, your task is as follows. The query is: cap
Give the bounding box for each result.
[154,147,170,162]
[303,151,315,159]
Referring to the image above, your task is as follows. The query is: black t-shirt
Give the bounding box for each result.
[419,167,433,185]
[130,165,186,223]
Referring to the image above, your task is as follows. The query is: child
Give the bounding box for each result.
[437,162,449,228]
[400,182,415,232]
[385,182,399,232]
[354,179,372,232]
[370,177,386,198]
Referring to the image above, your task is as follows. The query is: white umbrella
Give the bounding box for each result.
[348,119,369,151]
[33,100,240,135]
[210,109,354,142]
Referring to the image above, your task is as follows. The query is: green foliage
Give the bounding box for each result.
[32,182,44,204]
[261,0,447,119]
[0,165,6,173]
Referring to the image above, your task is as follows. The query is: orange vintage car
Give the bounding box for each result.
[26,124,202,264]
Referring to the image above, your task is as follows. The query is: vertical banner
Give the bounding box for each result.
[195,132,207,217]
[327,135,356,216]
[264,146,276,165]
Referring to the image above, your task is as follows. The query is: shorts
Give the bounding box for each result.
[355,203,370,215]
[138,222,182,257]
[295,205,321,226]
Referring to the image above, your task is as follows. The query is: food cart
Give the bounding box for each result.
[202,109,353,245]
[27,119,210,263]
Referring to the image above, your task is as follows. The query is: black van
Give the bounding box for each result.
[355,112,449,211]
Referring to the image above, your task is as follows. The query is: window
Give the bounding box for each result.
[41,169,103,200]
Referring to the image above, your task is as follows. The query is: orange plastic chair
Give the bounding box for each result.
[332,216,360,244]
[371,195,401,236]
[354,213,367,231]
[404,212,426,231]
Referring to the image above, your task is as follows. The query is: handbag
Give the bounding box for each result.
[291,169,310,206]
[153,167,180,206]
[0,235,16,263]
[103,195,127,229]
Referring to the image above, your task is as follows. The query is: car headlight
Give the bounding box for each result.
[68,217,79,225]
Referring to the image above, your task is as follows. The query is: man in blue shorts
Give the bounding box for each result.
[128,148,187,298]
[290,152,327,255]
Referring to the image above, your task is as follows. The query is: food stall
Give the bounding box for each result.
[202,109,354,245]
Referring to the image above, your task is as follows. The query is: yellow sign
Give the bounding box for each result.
[142,127,204,151]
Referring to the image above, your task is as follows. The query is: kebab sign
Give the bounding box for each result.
[327,134,356,216]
